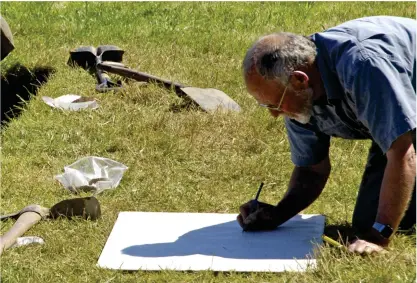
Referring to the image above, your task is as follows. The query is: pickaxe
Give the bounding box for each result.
[67,45,124,92]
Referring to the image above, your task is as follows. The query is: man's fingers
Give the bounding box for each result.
[242,212,257,231]
[355,242,367,254]
[236,214,244,228]
[242,208,277,231]
[348,239,360,253]
[348,239,386,255]
[364,246,374,255]
[368,243,385,254]
[239,202,251,220]
[348,239,368,253]
[237,201,278,231]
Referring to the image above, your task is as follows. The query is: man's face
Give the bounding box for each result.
[246,71,314,124]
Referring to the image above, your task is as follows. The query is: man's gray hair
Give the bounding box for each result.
[243,32,317,83]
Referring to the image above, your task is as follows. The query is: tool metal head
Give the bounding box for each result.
[180,87,241,112]
[50,196,101,220]
[97,45,124,63]
[0,16,15,61]
[68,46,97,69]
[0,204,50,221]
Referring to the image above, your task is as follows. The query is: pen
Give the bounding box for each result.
[249,182,264,213]
[255,182,264,200]
[322,235,346,250]
[243,182,265,232]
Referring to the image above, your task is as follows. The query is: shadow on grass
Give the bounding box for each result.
[324,222,357,244]
[168,97,200,113]
[1,63,56,126]
[324,222,416,245]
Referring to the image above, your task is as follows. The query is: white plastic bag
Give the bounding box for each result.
[55,156,128,194]
[10,236,45,248]
[42,94,98,111]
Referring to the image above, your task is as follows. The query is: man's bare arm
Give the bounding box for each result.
[238,155,331,231]
[273,155,331,226]
[376,131,415,236]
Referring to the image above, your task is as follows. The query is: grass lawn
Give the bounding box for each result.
[1,2,415,282]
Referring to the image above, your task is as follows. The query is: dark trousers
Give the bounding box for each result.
[352,136,416,233]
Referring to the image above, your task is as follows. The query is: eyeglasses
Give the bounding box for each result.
[258,85,288,112]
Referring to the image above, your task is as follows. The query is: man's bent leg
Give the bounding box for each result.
[352,142,386,234]
[352,138,416,234]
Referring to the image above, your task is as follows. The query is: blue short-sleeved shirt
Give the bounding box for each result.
[285,16,416,166]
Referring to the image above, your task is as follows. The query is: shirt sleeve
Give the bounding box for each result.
[348,56,416,153]
[284,117,331,167]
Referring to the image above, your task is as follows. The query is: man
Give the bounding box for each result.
[238,16,416,254]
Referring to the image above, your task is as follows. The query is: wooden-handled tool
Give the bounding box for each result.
[97,61,241,113]
[0,197,101,256]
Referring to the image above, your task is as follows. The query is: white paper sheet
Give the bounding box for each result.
[97,212,325,272]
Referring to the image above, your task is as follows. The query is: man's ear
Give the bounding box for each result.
[289,70,309,90]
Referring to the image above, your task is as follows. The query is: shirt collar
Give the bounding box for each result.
[310,33,343,101]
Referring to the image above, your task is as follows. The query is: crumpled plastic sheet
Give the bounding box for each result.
[42,94,98,111]
[10,236,45,248]
[55,156,128,194]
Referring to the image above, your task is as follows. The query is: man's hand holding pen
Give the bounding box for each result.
[237,182,280,231]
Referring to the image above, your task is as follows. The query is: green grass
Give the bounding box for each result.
[1,2,415,282]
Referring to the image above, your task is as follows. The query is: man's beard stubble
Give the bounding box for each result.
[288,87,314,124]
